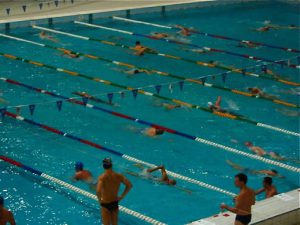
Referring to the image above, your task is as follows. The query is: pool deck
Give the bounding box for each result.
[189,188,300,225]
[0,0,214,23]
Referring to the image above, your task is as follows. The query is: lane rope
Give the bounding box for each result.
[31,25,300,87]
[0,155,166,225]
[2,111,236,196]
[1,33,299,109]
[1,76,299,173]
[73,20,300,70]
[1,51,299,137]
[112,16,300,54]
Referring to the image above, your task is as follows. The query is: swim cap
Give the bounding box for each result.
[0,196,3,205]
[103,158,112,169]
[75,161,84,171]
[155,129,165,135]
[208,102,213,106]
[244,141,253,147]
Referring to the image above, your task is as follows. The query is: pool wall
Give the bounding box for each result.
[0,0,259,30]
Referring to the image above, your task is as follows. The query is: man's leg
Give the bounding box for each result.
[111,209,119,225]
[101,207,112,225]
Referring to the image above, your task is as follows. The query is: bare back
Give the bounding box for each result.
[98,171,124,203]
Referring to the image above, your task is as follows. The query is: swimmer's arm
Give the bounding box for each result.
[147,165,164,173]
[96,177,103,202]
[118,175,132,201]
[255,188,265,195]
[8,211,16,225]
[215,96,222,107]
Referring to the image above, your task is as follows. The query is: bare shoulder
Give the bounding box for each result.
[98,174,105,181]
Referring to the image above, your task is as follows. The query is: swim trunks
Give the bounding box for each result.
[101,201,119,212]
[236,214,252,225]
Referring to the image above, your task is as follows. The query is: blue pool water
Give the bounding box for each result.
[0,1,299,224]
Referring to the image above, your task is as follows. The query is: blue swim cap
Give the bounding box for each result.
[75,161,84,171]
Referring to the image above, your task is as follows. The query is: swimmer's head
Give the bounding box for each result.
[208,102,213,106]
[0,196,3,206]
[75,161,84,171]
[103,158,112,169]
[244,141,253,147]
[135,41,141,45]
[155,128,165,135]
[248,88,253,91]
[134,69,139,74]
[167,179,176,186]
[271,169,278,175]
[263,177,273,187]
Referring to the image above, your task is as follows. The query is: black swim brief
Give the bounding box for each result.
[101,201,119,212]
[236,214,252,225]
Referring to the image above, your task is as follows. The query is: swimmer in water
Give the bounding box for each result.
[245,142,285,161]
[152,32,169,39]
[72,91,118,106]
[72,162,97,190]
[175,25,196,36]
[61,49,80,58]
[143,127,165,137]
[226,160,285,178]
[134,41,154,56]
[254,24,278,32]
[255,177,278,199]
[39,31,59,42]
[236,41,260,48]
[247,87,277,100]
[276,108,300,117]
[125,164,194,194]
[125,68,152,77]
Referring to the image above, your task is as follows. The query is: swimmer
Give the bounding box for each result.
[175,25,196,36]
[143,127,165,137]
[134,41,153,56]
[162,103,181,110]
[244,142,267,156]
[152,32,169,39]
[72,162,97,190]
[72,91,118,106]
[226,160,285,178]
[39,31,59,42]
[124,164,194,194]
[124,68,152,77]
[0,196,16,225]
[61,49,80,58]
[254,24,278,32]
[274,24,300,30]
[181,47,210,54]
[236,41,260,48]
[256,177,278,199]
[247,88,277,100]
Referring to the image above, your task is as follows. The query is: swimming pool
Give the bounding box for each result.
[0,0,299,224]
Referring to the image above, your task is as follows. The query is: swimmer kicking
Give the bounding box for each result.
[39,31,59,42]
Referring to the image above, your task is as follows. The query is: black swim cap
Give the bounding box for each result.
[271,169,278,174]
[103,158,112,169]
[134,69,139,74]
[136,41,140,45]
[0,196,3,205]
[155,129,165,135]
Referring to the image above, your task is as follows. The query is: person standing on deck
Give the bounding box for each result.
[220,173,255,225]
[96,158,132,225]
